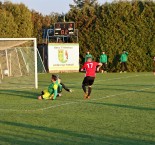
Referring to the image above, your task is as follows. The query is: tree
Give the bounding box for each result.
[67,0,155,71]
[3,2,33,37]
[70,0,98,9]
[31,10,44,43]
[0,9,17,37]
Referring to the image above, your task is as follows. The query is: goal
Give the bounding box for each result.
[0,38,39,89]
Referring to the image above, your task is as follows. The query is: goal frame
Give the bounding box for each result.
[0,38,38,89]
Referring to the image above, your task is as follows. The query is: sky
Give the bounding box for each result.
[7,0,113,15]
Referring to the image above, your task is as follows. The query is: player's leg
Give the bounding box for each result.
[82,77,88,99]
[124,62,128,72]
[38,96,43,100]
[98,63,104,73]
[120,62,123,73]
[87,86,92,99]
[87,77,95,99]
[82,77,87,93]
[38,91,44,100]
[103,63,107,73]
[104,63,107,73]
[38,90,50,100]
[60,82,72,92]
[101,63,104,73]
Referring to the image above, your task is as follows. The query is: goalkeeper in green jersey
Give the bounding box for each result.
[38,75,58,100]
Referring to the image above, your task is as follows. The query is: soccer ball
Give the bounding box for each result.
[4,70,9,76]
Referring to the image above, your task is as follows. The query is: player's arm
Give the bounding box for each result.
[105,55,108,64]
[81,63,86,71]
[97,62,102,71]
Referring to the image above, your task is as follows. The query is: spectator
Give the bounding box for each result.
[99,51,108,73]
[120,50,128,73]
[153,56,155,75]
[85,51,92,62]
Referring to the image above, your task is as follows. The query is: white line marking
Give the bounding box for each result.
[0,85,154,112]
[67,73,151,85]
[95,74,150,82]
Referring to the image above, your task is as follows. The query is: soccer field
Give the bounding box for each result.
[0,72,155,145]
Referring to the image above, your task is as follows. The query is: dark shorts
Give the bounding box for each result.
[102,63,107,69]
[82,76,95,86]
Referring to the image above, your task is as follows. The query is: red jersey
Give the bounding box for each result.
[82,61,99,77]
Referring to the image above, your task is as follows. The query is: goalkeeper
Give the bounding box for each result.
[38,75,58,100]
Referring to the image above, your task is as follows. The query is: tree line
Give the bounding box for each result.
[0,1,59,43]
[0,0,155,72]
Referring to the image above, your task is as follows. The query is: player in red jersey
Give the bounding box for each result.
[81,57,102,99]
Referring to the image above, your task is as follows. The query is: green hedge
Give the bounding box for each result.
[67,0,155,72]
[0,0,155,72]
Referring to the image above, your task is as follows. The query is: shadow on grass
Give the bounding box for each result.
[0,120,154,145]
[87,102,155,111]
[0,85,79,100]
[0,89,39,99]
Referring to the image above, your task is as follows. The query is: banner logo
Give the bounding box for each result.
[58,49,68,63]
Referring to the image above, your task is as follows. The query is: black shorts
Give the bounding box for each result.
[82,76,95,86]
[102,63,107,69]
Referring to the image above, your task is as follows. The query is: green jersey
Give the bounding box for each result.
[100,54,107,63]
[42,80,58,100]
[85,54,92,62]
[120,52,128,62]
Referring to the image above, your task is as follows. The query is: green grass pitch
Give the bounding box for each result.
[0,72,155,145]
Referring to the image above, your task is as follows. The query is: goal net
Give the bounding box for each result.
[0,38,40,89]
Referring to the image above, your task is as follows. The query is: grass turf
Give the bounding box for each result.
[0,72,155,145]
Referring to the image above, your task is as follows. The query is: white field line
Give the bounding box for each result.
[0,85,154,112]
[95,74,150,83]
[67,73,151,85]
[0,86,35,90]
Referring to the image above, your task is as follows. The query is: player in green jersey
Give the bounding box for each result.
[99,51,108,73]
[85,51,93,62]
[38,75,58,100]
[120,50,128,73]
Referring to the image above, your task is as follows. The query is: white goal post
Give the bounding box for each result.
[0,38,38,89]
